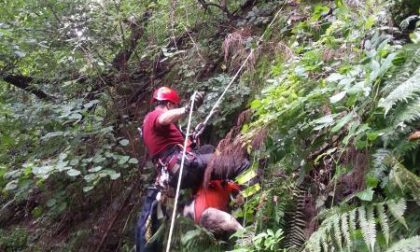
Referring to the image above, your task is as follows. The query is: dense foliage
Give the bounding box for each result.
[233,1,420,251]
[1,0,419,251]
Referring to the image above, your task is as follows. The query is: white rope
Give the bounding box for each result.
[202,6,284,126]
[203,50,253,125]
[165,91,197,252]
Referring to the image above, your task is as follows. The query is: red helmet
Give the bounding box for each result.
[151,86,180,105]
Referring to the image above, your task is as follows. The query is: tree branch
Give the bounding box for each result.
[111,10,153,71]
[1,74,56,100]
[197,0,231,17]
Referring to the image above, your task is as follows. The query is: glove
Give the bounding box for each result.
[185,91,205,112]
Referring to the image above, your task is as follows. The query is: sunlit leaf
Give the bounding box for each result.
[330,91,346,104]
[119,139,129,146]
[128,158,138,164]
[67,169,81,177]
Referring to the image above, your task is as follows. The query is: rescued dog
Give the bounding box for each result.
[183,180,243,237]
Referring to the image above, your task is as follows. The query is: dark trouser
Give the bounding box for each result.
[135,187,161,252]
[168,145,214,189]
[168,145,249,190]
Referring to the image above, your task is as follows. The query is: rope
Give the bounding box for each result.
[165,91,197,252]
[202,5,284,127]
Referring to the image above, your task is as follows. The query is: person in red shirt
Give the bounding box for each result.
[142,86,211,189]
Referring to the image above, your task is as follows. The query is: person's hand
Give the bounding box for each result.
[192,122,205,140]
[185,91,205,112]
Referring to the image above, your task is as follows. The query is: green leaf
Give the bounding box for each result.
[14,50,26,58]
[4,169,22,179]
[312,114,335,130]
[83,100,100,109]
[83,186,94,192]
[128,158,139,164]
[364,16,376,29]
[4,180,18,191]
[379,53,396,77]
[355,187,374,201]
[367,131,379,141]
[410,30,420,44]
[118,155,130,165]
[368,60,381,82]
[119,139,129,146]
[101,169,121,180]
[47,199,57,207]
[88,166,103,172]
[41,131,64,140]
[250,99,261,110]
[32,165,54,178]
[67,169,81,177]
[330,91,346,104]
[332,112,353,133]
[68,113,82,121]
[326,73,345,83]
[84,174,97,182]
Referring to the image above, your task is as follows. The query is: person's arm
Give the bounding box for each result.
[157,107,187,126]
[157,91,205,126]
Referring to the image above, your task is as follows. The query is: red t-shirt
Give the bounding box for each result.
[142,108,186,158]
[194,180,240,223]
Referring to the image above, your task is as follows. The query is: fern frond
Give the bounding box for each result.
[372,149,392,181]
[359,206,376,251]
[320,231,329,252]
[349,208,357,235]
[379,65,420,115]
[333,215,343,250]
[284,188,306,249]
[341,213,352,250]
[393,97,420,125]
[181,225,221,252]
[385,236,420,252]
[381,46,420,96]
[305,228,322,252]
[387,198,408,229]
[305,218,331,252]
[377,203,390,246]
[393,140,420,157]
[304,199,410,252]
[311,232,322,252]
[367,206,377,251]
[389,159,420,204]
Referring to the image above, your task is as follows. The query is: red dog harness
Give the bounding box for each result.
[193,180,240,223]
